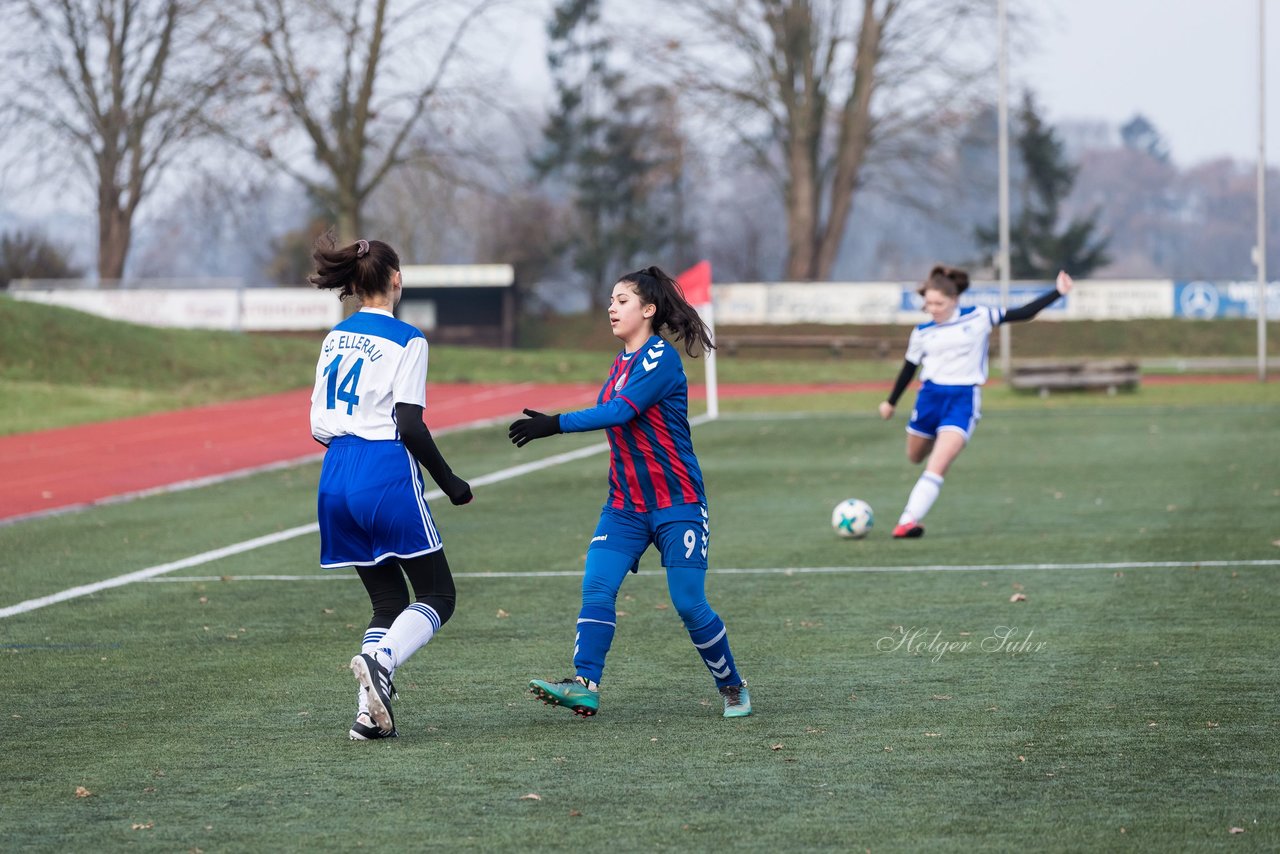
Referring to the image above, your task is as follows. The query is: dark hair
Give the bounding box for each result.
[917,264,970,298]
[617,265,715,357]
[308,231,401,302]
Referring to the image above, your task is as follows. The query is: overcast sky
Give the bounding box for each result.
[1021,0,1277,166]
[497,0,1279,167]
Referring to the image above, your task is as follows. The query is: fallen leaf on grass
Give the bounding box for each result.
[1229,827,1245,834]
[74,786,92,798]
[770,744,784,751]
[131,822,154,830]
[569,809,582,817]
[1207,721,1219,728]
[518,793,541,801]
[1018,756,1025,762]
[198,597,208,605]
[496,609,509,618]
[925,732,940,737]
[1009,593,1028,603]
[931,695,952,701]
[321,608,334,615]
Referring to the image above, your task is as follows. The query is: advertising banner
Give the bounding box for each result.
[1173,280,1280,319]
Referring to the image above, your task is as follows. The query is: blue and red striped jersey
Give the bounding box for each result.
[558,335,705,513]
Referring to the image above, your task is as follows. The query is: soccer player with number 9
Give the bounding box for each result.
[509,266,751,719]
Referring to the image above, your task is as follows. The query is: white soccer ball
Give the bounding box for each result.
[831,498,874,539]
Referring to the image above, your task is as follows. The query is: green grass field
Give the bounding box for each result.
[2,387,1278,851]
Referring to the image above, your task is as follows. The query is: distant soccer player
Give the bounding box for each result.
[309,236,474,740]
[508,266,751,718]
[879,266,1074,538]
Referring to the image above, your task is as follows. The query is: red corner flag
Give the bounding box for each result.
[676,260,712,306]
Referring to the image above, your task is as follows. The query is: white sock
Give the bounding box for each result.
[357,627,388,714]
[376,603,442,675]
[900,471,944,525]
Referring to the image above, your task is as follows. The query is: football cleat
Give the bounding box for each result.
[892,521,925,539]
[351,653,397,736]
[719,682,752,718]
[528,676,600,717]
[349,710,397,740]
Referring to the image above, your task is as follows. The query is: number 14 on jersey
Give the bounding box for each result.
[322,356,363,414]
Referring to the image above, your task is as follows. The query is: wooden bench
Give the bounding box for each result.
[1007,359,1141,397]
[719,334,895,358]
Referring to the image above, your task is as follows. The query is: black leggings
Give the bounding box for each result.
[356,549,457,631]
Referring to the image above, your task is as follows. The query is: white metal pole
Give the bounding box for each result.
[703,300,720,420]
[1258,0,1268,382]
[998,0,1012,378]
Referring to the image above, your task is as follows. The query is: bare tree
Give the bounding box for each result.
[5,1,241,281]
[656,0,996,281]
[236,0,502,243]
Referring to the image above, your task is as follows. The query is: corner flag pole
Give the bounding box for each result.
[677,260,718,420]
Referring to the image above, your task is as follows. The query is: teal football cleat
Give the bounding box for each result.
[529,676,600,717]
[719,682,752,718]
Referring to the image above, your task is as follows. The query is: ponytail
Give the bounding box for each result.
[309,230,401,302]
[618,265,715,357]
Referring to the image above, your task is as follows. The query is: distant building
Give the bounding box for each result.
[398,264,517,348]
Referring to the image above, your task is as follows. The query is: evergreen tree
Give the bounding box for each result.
[1120,113,1170,163]
[977,92,1110,278]
[534,0,692,308]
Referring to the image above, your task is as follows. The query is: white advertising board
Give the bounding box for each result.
[14,288,341,331]
[714,280,1180,324]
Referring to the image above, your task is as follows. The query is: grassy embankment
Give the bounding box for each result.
[3,295,1277,434]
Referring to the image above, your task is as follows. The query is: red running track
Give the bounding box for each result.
[0,382,599,523]
[0,374,1258,523]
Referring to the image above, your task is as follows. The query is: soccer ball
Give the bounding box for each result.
[831,498,874,539]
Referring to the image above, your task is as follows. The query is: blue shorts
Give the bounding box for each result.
[317,436,442,568]
[907,382,981,442]
[589,503,710,571]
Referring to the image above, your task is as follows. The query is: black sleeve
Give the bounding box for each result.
[1002,287,1064,323]
[886,359,919,406]
[394,402,455,488]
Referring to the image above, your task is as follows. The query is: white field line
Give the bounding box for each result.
[0,440,610,619]
[144,559,1280,584]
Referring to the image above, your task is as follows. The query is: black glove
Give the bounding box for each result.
[442,473,473,506]
[508,408,562,447]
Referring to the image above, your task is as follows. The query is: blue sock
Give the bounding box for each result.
[572,547,634,686]
[573,605,616,686]
[689,615,741,689]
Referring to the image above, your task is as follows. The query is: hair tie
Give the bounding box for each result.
[355,239,369,258]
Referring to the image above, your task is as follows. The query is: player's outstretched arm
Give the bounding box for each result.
[1004,270,1072,323]
[508,408,562,447]
[395,402,473,505]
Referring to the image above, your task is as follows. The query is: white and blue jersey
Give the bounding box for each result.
[310,308,441,568]
[902,306,1002,441]
[905,305,1002,386]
